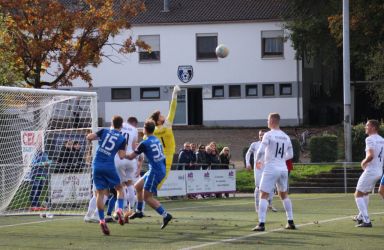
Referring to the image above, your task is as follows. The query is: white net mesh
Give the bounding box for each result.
[0,87,97,215]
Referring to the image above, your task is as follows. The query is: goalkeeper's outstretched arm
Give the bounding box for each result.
[165,85,181,125]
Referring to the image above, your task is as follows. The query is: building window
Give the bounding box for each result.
[261,30,284,58]
[280,83,292,96]
[196,33,218,60]
[111,88,131,100]
[229,85,241,97]
[246,85,258,97]
[212,85,224,98]
[262,84,275,96]
[138,35,160,62]
[140,87,160,99]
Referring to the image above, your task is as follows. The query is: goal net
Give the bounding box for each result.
[0,86,98,216]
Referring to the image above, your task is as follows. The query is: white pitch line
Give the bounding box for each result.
[170,195,349,211]
[0,217,76,229]
[179,211,384,250]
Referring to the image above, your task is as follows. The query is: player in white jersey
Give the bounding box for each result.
[353,120,384,227]
[245,130,277,213]
[252,113,295,232]
[114,117,139,222]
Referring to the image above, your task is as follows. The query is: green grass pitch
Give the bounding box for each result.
[0,193,383,250]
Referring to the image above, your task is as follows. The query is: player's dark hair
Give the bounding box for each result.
[112,115,123,129]
[127,116,138,125]
[144,119,156,134]
[150,110,161,125]
[368,119,380,131]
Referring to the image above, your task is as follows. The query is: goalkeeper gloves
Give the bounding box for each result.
[172,85,181,99]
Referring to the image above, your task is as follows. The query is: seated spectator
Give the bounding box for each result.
[178,142,193,170]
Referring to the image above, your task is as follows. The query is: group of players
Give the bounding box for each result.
[84,80,384,235]
[85,85,181,235]
[246,117,384,231]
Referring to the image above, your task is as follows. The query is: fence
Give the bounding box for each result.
[287,162,381,194]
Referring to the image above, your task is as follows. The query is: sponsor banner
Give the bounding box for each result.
[157,170,187,197]
[186,169,236,194]
[50,173,91,203]
[21,130,44,167]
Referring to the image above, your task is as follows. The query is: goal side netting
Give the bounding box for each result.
[0,86,97,216]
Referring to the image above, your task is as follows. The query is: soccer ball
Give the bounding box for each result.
[215,44,229,58]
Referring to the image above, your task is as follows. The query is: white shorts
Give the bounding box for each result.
[356,171,381,193]
[259,170,288,194]
[115,158,137,183]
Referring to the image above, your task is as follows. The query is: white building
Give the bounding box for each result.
[74,0,302,127]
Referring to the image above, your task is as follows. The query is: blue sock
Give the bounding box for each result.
[117,198,124,210]
[98,209,105,221]
[155,206,167,217]
[137,201,143,212]
[107,196,116,216]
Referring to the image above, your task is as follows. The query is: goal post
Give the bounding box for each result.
[0,86,98,215]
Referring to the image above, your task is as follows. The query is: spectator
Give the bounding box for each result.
[71,141,84,172]
[219,147,231,198]
[30,146,51,211]
[196,144,208,169]
[190,143,197,164]
[57,140,74,172]
[208,145,220,170]
[178,142,193,170]
[219,147,231,168]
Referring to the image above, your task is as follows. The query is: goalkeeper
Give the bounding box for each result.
[149,85,180,186]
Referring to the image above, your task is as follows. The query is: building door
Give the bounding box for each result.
[173,88,187,125]
[187,88,203,125]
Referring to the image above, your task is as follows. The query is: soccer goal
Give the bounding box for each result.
[0,86,98,216]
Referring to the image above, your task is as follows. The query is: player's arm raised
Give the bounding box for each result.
[165,85,181,126]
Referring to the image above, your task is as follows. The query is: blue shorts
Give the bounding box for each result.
[93,166,121,190]
[143,170,165,194]
[381,175,384,186]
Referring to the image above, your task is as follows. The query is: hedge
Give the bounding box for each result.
[310,135,338,162]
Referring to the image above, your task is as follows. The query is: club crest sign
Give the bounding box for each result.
[177,65,193,83]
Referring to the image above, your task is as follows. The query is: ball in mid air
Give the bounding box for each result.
[215,44,229,58]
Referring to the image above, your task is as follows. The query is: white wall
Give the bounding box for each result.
[105,101,169,122]
[73,21,297,87]
[203,98,299,121]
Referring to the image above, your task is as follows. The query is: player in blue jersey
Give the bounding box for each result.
[87,115,127,235]
[126,119,173,229]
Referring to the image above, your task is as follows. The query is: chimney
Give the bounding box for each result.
[163,0,170,12]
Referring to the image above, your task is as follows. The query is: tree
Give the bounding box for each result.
[0,0,149,88]
[286,0,384,106]
[0,10,23,86]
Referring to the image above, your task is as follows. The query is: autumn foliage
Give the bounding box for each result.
[0,0,149,88]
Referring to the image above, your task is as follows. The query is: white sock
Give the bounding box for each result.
[282,198,293,221]
[363,195,369,207]
[355,197,370,223]
[86,196,96,217]
[127,185,136,210]
[254,187,260,213]
[258,199,268,223]
[268,192,274,206]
